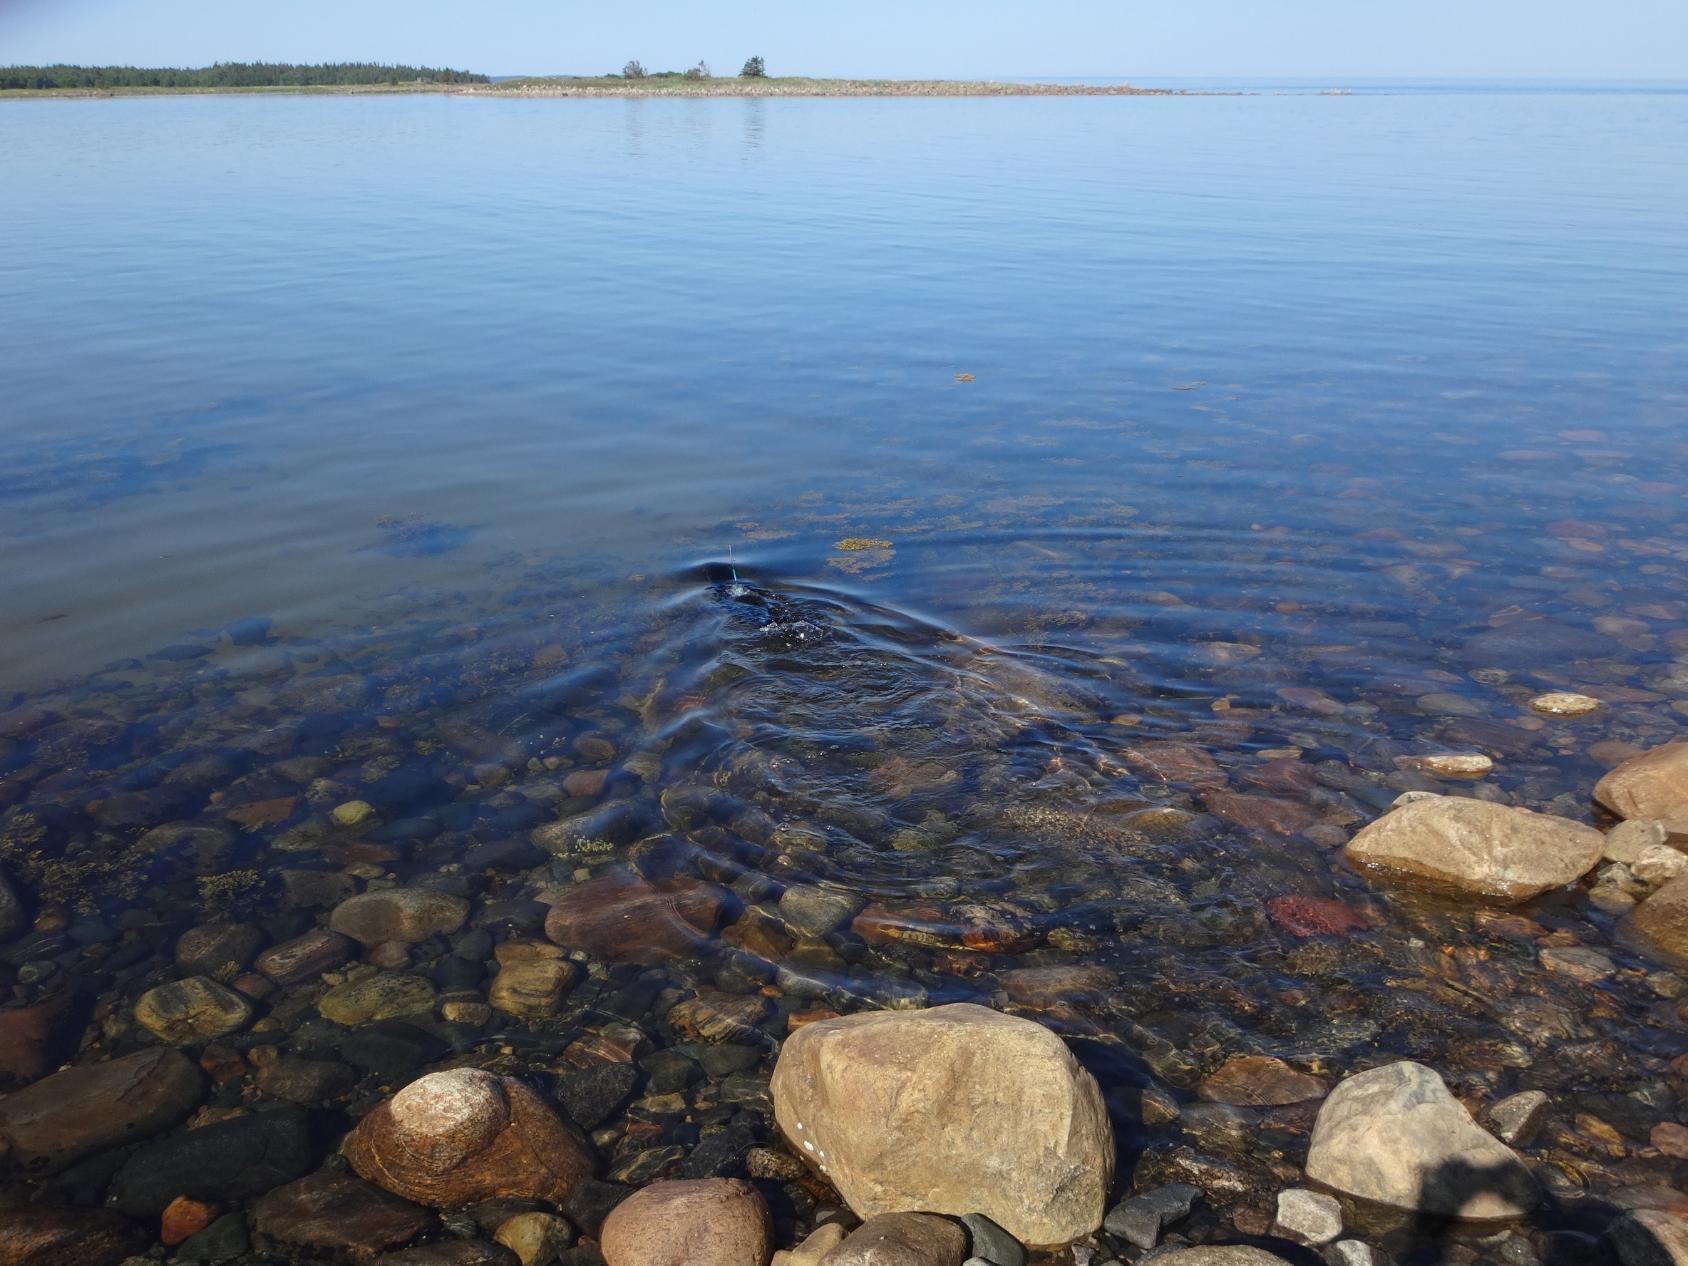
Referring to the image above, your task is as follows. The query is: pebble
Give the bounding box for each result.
[1605,819,1670,865]
[333,799,376,827]
[1411,753,1494,779]
[1529,692,1601,716]
[330,888,470,945]
[1328,1243,1377,1266]
[1272,1188,1342,1245]
[1634,844,1688,886]
[318,972,436,1024]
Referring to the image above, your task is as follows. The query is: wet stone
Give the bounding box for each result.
[253,1169,435,1259]
[109,1106,317,1215]
[257,927,358,984]
[960,1213,1024,1266]
[778,883,866,937]
[256,1055,356,1103]
[490,958,581,1019]
[319,972,437,1024]
[1272,1188,1342,1246]
[0,1206,144,1266]
[331,888,471,946]
[0,1047,204,1171]
[1197,1055,1327,1107]
[1538,945,1615,983]
[174,922,264,978]
[555,1060,641,1130]
[1102,1184,1203,1249]
[135,975,253,1044]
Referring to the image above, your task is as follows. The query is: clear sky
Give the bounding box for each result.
[2,0,1685,81]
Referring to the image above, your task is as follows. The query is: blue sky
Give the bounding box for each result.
[3,0,1685,80]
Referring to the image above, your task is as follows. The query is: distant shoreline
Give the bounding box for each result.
[1,76,1205,102]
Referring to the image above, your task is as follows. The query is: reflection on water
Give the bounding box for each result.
[0,84,1686,1260]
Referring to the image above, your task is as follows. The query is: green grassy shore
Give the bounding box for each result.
[2,76,1185,101]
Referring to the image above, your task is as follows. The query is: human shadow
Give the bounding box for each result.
[1384,1154,1642,1265]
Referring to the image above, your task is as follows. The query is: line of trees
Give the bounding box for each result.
[617,56,767,80]
[0,63,490,91]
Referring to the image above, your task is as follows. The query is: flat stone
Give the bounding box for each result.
[1407,754,1494,780]
[320,973,436,1025]
[1486,1090,1550,1147]
[999,965,1117,1010]
[599,1177,773,1266]
[489,958,580,1019]
[668,992,768,1044]
[1102,1183,1202,1250]
[543,868,726,963]
[1344,794,1603,903]
[1198,1055,1327,1107]
[334,800,377,827]
[783,1222,846,1266]
[1272,1188,1342,1245]
[771,1004,1112,1247]
[1597,744,1688,821]
[1117,1249,1292,1266]
[0,1206,143,1266]
[331,889,470,946]
[1539,945,1615,983]
[822,1212,967,1266]
[376,1241,519,1266]
[1328,1245,1377,1266]
[135,976,253,1044]
[1529,692,1601,717]
[0,1047,203,1171]
[253,1170,434,1259]
[1204,790,1318,837]
[1305,1061,1537,1220]
[255,928,355,984]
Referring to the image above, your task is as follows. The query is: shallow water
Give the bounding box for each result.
[2,85,1687,1259]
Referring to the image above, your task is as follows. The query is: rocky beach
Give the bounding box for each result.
[0,588,1685,1266]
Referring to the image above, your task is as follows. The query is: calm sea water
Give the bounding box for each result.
[2,84,1687,1255]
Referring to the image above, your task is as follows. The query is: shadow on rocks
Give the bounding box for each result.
[1393,1156,1641,1266]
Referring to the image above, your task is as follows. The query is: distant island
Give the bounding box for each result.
[0,62,489,92]
[0,61,1184,99]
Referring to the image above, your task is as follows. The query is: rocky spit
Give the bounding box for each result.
[1,617,1687,1266]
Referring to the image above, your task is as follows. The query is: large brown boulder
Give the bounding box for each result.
[1596,743,1688,821]
[599,1178,773,1266]
[1625,873,1688,967]
[543,868,725,963]
[344,1068,593,1208]
[770,1003,1112,1248]
[0,1047,203,1172]
[1344,795,1602,902]
[1305,1061,1537,1220]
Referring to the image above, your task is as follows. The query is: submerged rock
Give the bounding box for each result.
[343,1068,594,1208]
[330,889,470,946]
[1344,794,1602,902]
[1304,1061,1537,1220]
[134,975,253,1043]
[770,1003,1111,1247]
[1596,743,1688,821]
[599,1178,773,1266]
[544,868,726,962]
[0,1047,203,1171]
[0,1206,143,1266]
[253,1169,434,1259]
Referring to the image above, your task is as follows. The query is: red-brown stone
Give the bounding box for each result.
[1266,895,1371,938]
[543,869,725,963]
